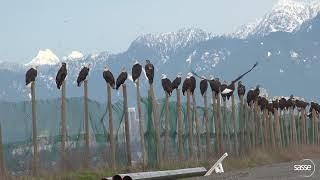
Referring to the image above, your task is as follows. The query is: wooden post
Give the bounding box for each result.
[212,93,219,156]
[123,84,132,166]
[60,81,66,171]
[0,122,6,179]
[136,79,146,167]
[251,103,255,149]
[83,80,90,168]
[245,103,250,151]
[239,96,245,155]
[186,90,193,159]
[301,108,308,144]
[254,103,260,148]
[107,84,116,169]
[204,92,211,159]
[231,94,238,155]
[274,108,282,148]
[261,109,265,149]
[217,94,224,154]
[280,111,285,147]
[270,112,275,149]
[291,107,297,146]
[150,84,162,165]
[192,94,200,160]
[31,82,38,176]
[223,100,231,153]
[164,92,169,162]
[284,111,290,147]
[176,89,184,161]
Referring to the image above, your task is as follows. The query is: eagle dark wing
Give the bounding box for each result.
[232,62,258,83]
[132,64,142,82]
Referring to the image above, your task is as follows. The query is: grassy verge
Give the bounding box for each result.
[13,145,320,179]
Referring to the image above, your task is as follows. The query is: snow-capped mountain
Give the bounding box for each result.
[62,51,84,61]
[25,49,60,66]
[232,0,320,38]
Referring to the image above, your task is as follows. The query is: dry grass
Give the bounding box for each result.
[10,145,320,179]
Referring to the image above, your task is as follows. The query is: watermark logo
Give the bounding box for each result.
[293,159,315,178]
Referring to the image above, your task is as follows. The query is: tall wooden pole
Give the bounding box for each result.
[270,112,276,149]
[150,84,162,165]
[192,94,200,160]
[123,84,132,166]
[301,109,306,144]
[176,89,184,161]
[0,122,6,179]
[204,91,211,159]
[223,100,231,153]
[31,82,38,176]
[136,79,146,167]
[186,90,193,159]
[251,102,255,149]
[107,84,116,169]
[212,94,219,156]
[217,94,224,154]
[164,92,169,162]
[274,108,282,148]
[83,80,90,168]
[245,103,250,151]
[231,94,238,155]
[239,96,245,155]
[291,107,298,146]
[261,109,266,149]
[60,81,66,171]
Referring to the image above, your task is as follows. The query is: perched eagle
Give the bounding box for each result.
[182,73,192,96]
[116,67,128,90]
[279,97,287,110]
[246,85,260,106]
[145,60,154,84]
[103,66,115,89]
[56,62,67,89]
[77,64,90,87]
[171,72,182,90]
[237,81,246,98]
[209,76,221,97]
[220,81,228,101]
[161,74,173,96]
[200,77,208,96]
[25,66,38,86]
[132,60,142,83]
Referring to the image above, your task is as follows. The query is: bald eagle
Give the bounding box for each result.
[25,66,38,86]
[209,76,220,97]
[171,72,182,90]
[145,60,154,84]
[237,81,245,98]
[103,66,115,89]
[161,74,173,96]
[56,62,67,89]
[77,65,90,87]
[116,68,128,90]
[132,60,142,83]
[200,77,208,96]
[182,73,193,96]
[220,81,228,101]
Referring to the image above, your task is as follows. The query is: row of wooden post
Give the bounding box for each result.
[2,80,320,176]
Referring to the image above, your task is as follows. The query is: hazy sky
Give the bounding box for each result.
[0,0,280,63]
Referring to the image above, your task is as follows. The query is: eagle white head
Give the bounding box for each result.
[161,74,167,79]
[104,65,109,71]
[177,72,182,78]
[85,63,91,69]
[134,59,139,65]
[121,67,126,72]
[187,72,193,78]
[209,75,214,80]
[201,76,206,80]
[32,65,39,70]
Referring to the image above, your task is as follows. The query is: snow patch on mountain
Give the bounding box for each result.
[25,49,60,66]
[232,0,320,38]
[63,51,84,61]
